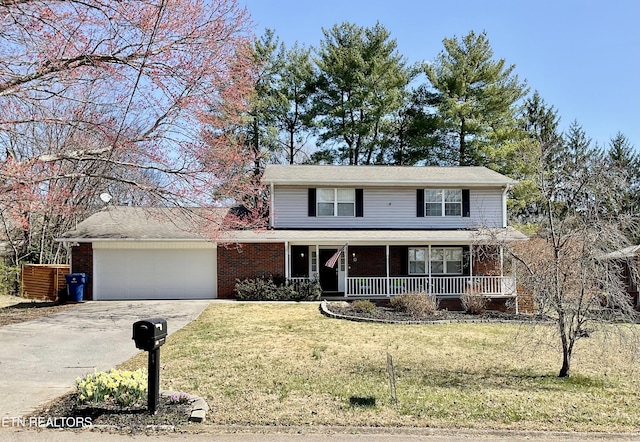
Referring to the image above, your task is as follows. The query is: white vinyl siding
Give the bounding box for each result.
[272,186,504,229]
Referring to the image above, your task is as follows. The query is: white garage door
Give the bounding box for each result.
[93,246,217,300]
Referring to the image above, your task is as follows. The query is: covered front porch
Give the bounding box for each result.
[285,241,517,299]
[291,274,515,298]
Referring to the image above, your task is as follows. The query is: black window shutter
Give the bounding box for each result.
[355,189,364,217]
[462,189,470,217]
[308,188,316,217]
[416,189,424,217]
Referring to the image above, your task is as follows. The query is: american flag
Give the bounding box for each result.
[325,243,348,268]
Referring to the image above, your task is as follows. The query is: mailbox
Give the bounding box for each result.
[132,318,167,351]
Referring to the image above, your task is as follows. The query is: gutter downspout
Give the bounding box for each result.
[502,184,510,228]
[269,182,275,228]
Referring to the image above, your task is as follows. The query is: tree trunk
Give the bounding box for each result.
[459,117,467,166]
[559,350,571,377]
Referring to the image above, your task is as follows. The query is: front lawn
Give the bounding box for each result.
[118,302,640,432]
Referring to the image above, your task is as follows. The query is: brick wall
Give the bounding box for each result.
[217,243,285,299]
[70,242,93,300]
[348,246,386,277]
[472,246,501,276]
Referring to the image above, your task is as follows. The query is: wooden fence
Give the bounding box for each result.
[20,264,70,301]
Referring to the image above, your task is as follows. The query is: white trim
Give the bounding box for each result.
[270,182,275,228]
[424,188,463,217]
[316,188,356,217]
[502,185,509,228]
[92,241,216,249]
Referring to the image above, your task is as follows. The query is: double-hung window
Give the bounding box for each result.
[408,247,464,275]
[430,248,463,274]
[317,188,355,217]
[425,189,462,217]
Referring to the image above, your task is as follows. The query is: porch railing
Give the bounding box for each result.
[345,276,516,298]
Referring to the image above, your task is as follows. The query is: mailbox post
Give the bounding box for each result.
[132,318,167,415]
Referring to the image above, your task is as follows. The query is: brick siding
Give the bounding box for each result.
[217,243,285,299]
[348,246,386,277]
[70,243,93,300]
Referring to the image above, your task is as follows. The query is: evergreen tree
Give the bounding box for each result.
[424,30,527,166]
[377,85,443,165]
[313,22,413,165]
[243,29,288,173]
[272,43,317,164]
[508,91,563,222]
[606,132,640,221]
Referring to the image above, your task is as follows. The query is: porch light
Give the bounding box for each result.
[352,251,357,262]
[300,251,305,258]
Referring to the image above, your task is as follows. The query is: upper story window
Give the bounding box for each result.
[417,189,469,218]
[425,189,462,217]
[317,188,355,217]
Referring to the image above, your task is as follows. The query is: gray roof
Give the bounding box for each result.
[59,206,527,243]
[262,165,516,187]
[221,227,528,244]
[58,206,228,241]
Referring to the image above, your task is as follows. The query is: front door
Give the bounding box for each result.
[319,249,339,292]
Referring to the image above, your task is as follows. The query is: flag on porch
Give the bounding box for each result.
[325,243,348,268]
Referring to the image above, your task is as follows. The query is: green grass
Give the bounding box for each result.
[118,303,640,432]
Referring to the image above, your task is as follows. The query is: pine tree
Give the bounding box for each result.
[313,22,413,165]
[424,30,527,166]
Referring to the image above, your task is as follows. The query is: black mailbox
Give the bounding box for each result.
[132,318,167,351]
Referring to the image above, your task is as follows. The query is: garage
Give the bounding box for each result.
[92,242,217,300]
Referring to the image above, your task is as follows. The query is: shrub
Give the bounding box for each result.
[76,369,147,406]
[290,278,323,301]
[461,292,488,314]
[390,292,438,318]
[0,263,20,296]
[352,300,376,314]
[235,276,322,301]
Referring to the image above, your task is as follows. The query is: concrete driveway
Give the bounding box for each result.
[0,300,211,419]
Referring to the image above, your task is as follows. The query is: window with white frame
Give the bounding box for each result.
[317,188,355,217]
[408,247,464,275]
[424,189,462,217]
[408,248,426,274]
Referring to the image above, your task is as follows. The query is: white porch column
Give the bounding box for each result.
[284,241,289,280]
[385,244,390,297]
[428,245,432,295]
[469,244,474,295]
[344,244,349,297]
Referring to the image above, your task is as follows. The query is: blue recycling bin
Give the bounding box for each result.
[65,273,87,302]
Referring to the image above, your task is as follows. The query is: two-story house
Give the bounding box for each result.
[59,165,528,307]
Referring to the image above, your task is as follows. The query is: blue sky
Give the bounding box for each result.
[241,0,640,152]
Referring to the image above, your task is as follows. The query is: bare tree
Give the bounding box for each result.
[507,127,639,377]
[0,0,260,264]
